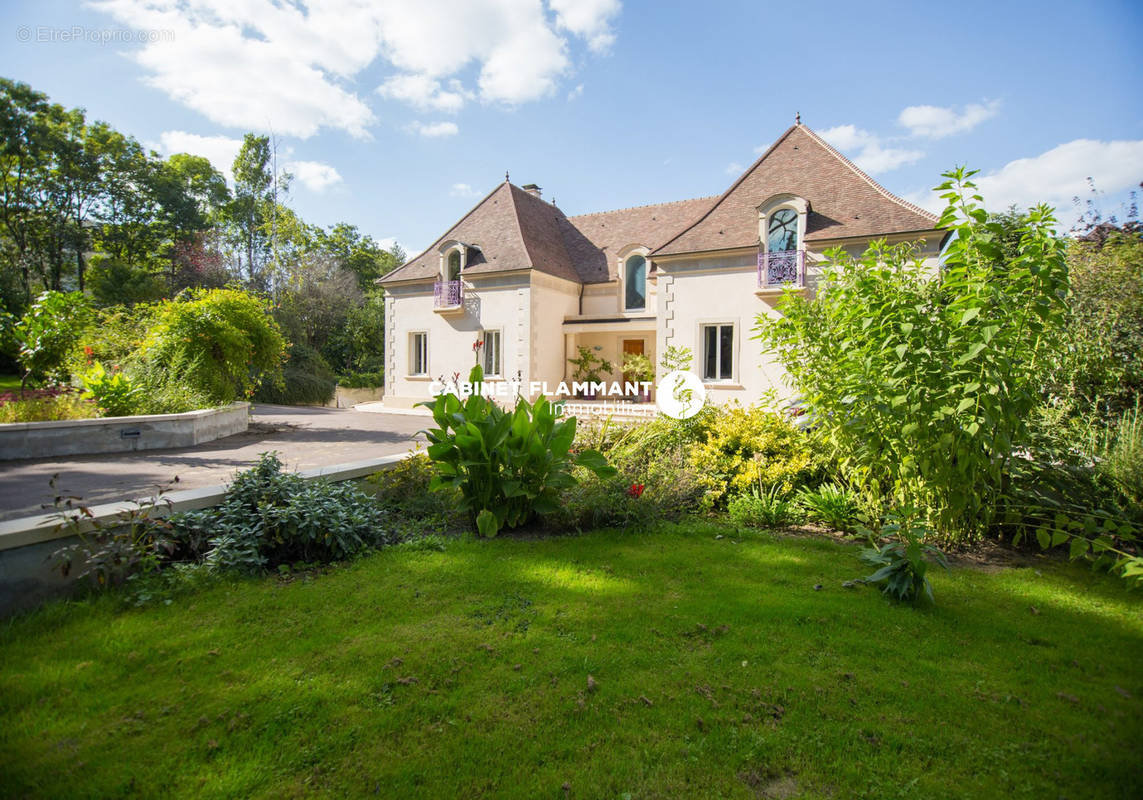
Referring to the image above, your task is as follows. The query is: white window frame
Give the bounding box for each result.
[699,321,736,383]
[408,331,428,377]
[481,329,502,377]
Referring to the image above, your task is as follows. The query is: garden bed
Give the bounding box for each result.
[0,402,249,460]
[1,522,1139,798]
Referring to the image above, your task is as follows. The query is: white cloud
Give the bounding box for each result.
[90,0,378,139]
[286,161,343,192]
[818,124,924,174]
[549,0,621,53]
[377,75,468,113]
[450,182,482,198]
[567,83,584,101]
[898,101,1000,140]
[153,130,243,179]
[904,139,1143,222]
[90,0,623,136]
[977,139,1143,212]
[725,162,743,176]
[408,121,459,138]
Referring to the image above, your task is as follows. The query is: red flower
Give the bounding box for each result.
[627,483,645,498]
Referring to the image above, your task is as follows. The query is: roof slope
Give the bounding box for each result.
[653,124,939,256]
[563,197,716,281]
[381,183,714,285]
[380,182,580,284]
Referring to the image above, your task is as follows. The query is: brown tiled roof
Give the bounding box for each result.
[380,183,714,285]
[652,124,939,256]
[563,197,716,281]
[381,124,939,286]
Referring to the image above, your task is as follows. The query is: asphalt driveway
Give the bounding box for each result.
[0,405,427,521]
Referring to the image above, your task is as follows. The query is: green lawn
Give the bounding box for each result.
[0,373,21,391]
[2,521,1140,799]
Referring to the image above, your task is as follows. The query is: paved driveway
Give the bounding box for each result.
[0,405,427,521]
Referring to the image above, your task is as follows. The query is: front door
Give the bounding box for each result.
[622,339,645,384]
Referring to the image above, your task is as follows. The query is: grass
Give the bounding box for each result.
[1,521,1141,799]
[0,373,21,391]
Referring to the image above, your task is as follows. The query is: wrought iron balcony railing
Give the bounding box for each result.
[757,249,804,288]
[434,279,463,308]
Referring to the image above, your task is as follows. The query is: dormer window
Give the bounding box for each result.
[757,194,809,288]
[624,254,647,310]
[767,208,799,252]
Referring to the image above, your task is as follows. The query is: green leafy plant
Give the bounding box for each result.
[81,361,143,417]
[11,291,92,388]
[420,365,616,537]
[50,474,177,590]
[858,515,949,603]
[756,168,1070,545]
[659,344,693,373]
[796,482,860,533]
[169,452,393,572]
[567,345,613,387]
[621,351,654,389]
[728,486,803,529]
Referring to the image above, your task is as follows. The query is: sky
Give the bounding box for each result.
[2,0,1141,256]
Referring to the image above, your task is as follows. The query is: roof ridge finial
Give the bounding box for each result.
[505,170,510,183]
[795,111,801,125]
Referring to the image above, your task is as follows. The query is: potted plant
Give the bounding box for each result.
[621,352,654,402]
[567,346,612,399]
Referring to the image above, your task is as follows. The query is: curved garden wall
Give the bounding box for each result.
[0,402,249,461]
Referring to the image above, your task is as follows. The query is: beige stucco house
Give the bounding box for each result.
[378,122,946,408]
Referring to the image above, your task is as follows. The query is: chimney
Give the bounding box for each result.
[521,183,542,199]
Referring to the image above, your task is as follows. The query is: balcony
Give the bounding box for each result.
[433,279,463,312]
[757,249,804,290]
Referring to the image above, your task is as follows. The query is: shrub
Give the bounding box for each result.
[797,483,861,533]
[363,452,466,534]
[253,342,336,405]
[756,168,1069,545]
[338,370,385,389]
[858,515,949,603]
[421,365,616,537]
[169,452,393,573]
[139,288,286,405]
[11,290,92,387]
[0,387,93,422]
[688,404,820,507]
[1049,233,1143,422]
[1097,404,1143,511]
[728,486,804,529]
[81,361,143,417]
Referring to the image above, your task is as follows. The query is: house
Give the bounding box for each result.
[378,121,945,409]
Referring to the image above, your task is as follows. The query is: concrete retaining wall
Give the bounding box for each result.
[0,452,411,616]
[0,402,250,461]
[327,385,384,408]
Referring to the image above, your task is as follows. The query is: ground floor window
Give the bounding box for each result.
[482,329,502,376]
[701,323,734,381]
[409,332,428,376]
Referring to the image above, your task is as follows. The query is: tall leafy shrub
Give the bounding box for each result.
[139,288,286,406]
[755,168,1069,544]
[9,291,92,388]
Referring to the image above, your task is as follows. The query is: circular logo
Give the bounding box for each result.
[656,370,706,419]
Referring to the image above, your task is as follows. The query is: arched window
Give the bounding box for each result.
[767,208,798,253]
[447,250,462,282]
[624,254,646,310]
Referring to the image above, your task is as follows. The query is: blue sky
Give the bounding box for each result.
[3,0,1141,254]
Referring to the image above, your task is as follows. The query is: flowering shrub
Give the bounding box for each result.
[688,405,822,508]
